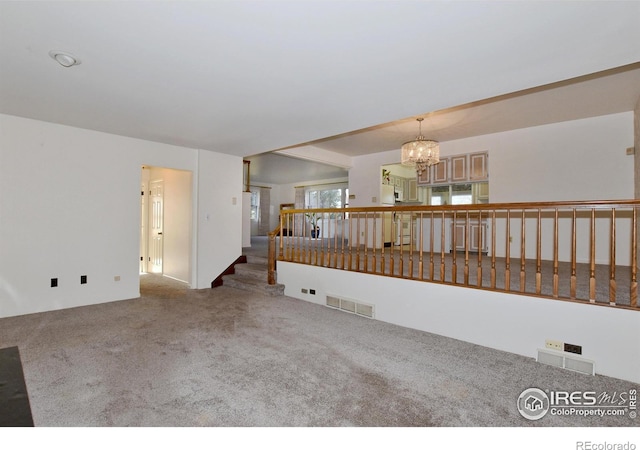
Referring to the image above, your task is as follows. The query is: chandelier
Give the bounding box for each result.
[400,118,439,175]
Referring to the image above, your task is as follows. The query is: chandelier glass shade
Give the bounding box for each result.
[400,118,439,175]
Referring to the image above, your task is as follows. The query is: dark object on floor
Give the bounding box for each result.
[0,346,34,427]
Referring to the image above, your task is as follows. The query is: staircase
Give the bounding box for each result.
[221,254,285,297]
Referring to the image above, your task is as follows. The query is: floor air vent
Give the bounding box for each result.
[537,348,595,376]
[326,295,374,318]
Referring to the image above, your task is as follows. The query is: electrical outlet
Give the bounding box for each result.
[80,275,87,284]
[545,339,563,351]
[50,278,58,288]
[564,343,582,355]
[301,288,308,294]
[310,289,316,295]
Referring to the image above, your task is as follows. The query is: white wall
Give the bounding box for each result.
[278,262,640,384]
[0,114,242,318]
[350,112,634,206]
[450,113,634,203]
[195,149,243,287]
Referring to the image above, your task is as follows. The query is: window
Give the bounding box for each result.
[424,182,488,205]
[306,187,345,209]
[305,184,348,219]
[250,189,259,221]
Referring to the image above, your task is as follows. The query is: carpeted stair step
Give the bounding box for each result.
[233,262,270,280]
[223,273,285,296]
[246,255,268,265]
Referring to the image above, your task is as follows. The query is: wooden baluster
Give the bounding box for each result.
[589,208,596,302]
[307,213,313,265]
[452,210,457,284]
[609,209,616,305]
[333,215,338,268]
[325,213,330,267]
[418,212,424,280]
[631,208,638,307]
[390,213,395,276]
[490,210,496,289]
[302,214,311,264]
[320,213,326,266]
[464,211,469,285]
[409,212,414,278]
[296,212,301,263]
[355,213,361,271]
[553,209,559,298]
[364,212,370,273]
[291,213,296,261]
[520,210,526,293]
[535,209,542,295]
[300,213,304,263]
[477,210,483,287]
[505,210,511,291]
[311,213,320,266]
[278,219,283,260]
[268,229,277,285]
[380,212,386,275]
[326,214,331,267]
[398,212,404,277]
[429,211,434,280]
[282,213,288,260]
[570,209,577,299]
[340,212,346,269]
[288,213,293,261]
[321,213,325,265]
[347,213,353,271]
[372,212,377,273]
[440,210,446,282]
[292,213,296,260]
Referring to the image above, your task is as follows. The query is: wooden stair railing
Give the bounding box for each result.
[271,200,640,310]
[267,224,281,285]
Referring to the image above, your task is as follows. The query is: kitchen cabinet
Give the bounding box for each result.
[470,152,488,180]
[451,155,467,182]
[407,179,418,201]
[414,151,488,185]
[417,166,431,185]
[433,158,449,183]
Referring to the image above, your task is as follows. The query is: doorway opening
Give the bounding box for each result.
[140,166,193,287]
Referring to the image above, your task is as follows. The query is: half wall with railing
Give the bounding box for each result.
[269,200,640,310]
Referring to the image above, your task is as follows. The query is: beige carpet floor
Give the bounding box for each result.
[0,272,638,427]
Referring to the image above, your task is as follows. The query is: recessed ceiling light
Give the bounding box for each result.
[49,50,81,68]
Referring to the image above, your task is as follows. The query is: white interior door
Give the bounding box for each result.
[149,180,164,274]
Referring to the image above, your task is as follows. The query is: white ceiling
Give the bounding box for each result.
[1,1,639,185]
[245,152,348,186]
[304,64,640,156]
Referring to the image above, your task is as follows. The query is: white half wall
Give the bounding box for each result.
[278,262,640,384]
[0,114,242,317]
